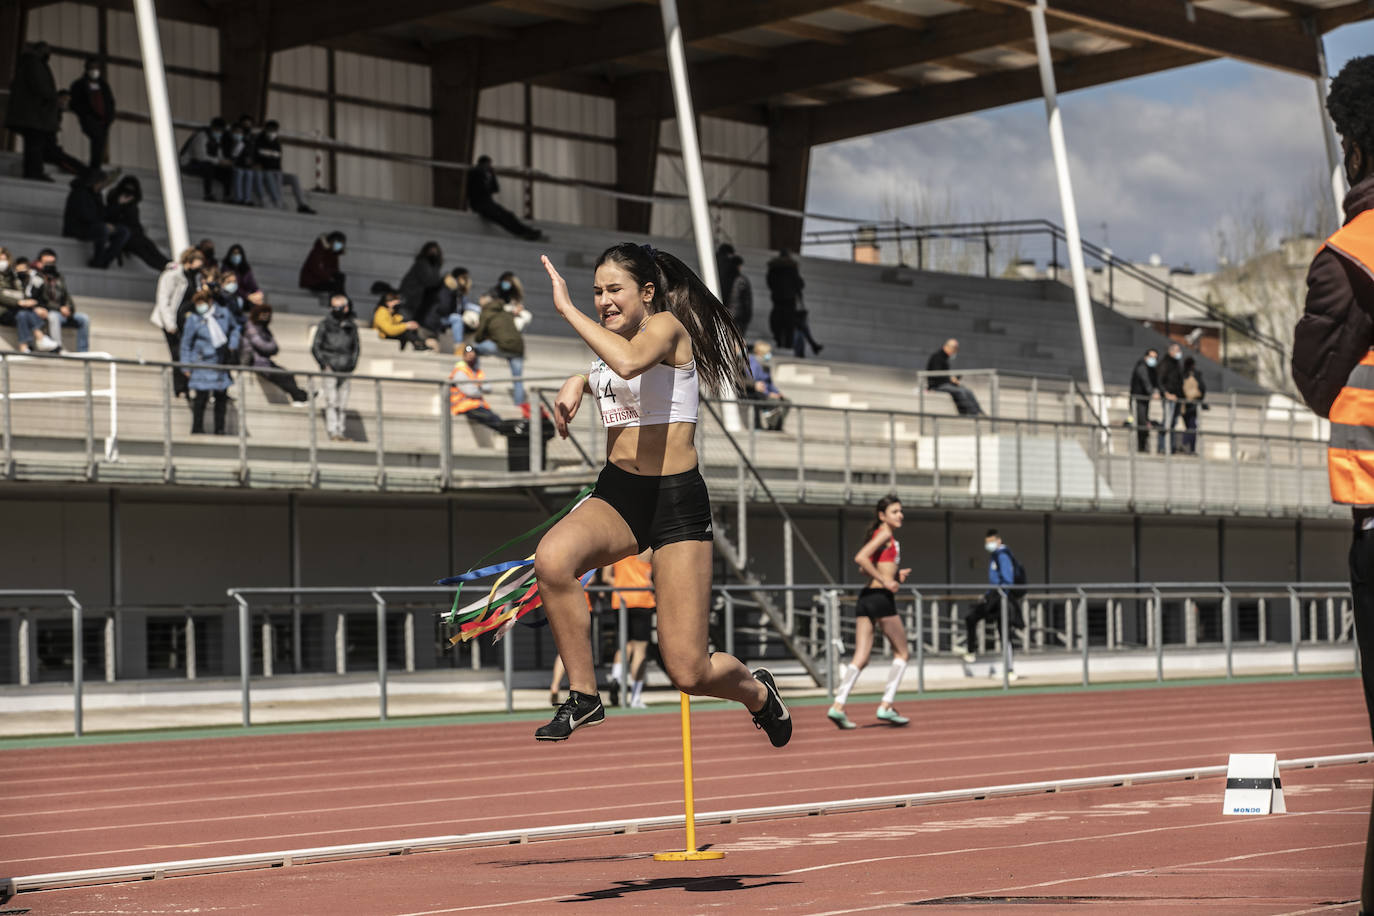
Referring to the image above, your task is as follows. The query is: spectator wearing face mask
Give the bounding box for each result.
[1130,348,1163,453]
[312,294,360,441]
[371,283,430,352]
[426,266,478,344]
[67,57,115,169]
[253,120,315,214]
[242,301,309,404]
[62,168,129,269]
[449,343,504,432]
[925,338,982,416]
[474,271,531,409]
[300,231,347,296]
[104,175,168,270]
[216,269,247,336]
[178,117,234,202]
[226,118,260,205]
[399,241,444,327]
[25,249,91,352]
[152,247,207,397]
[0,250,59,352]
[746,340,788,431]
[180,289,240,435]
[182,266,221,331]
[1157,342,1186,455]
[220,244,259,296]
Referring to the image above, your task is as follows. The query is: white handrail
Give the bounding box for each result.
[0,352,118,460]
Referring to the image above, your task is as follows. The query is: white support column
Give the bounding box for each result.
[1029,1,1105,418]
[660,0,719,298]
[132,0,190,256]
[1314,34,1348,232]
[660,0,741,432]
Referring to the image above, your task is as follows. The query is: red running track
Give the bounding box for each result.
[3,678,1372,913]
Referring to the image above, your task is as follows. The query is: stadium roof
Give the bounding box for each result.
[157,0,1374,144]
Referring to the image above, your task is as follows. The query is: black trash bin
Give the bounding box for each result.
[503,416,556,472]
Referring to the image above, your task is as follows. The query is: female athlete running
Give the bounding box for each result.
[828,495,913,729]
[531,243,791,746]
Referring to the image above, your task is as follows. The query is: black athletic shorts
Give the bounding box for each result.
[855,587,898,619]
[591,462,713,552]
[626,608,654,642]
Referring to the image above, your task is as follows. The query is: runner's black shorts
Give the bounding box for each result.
[855,587,898,619]
[591,462,713,552]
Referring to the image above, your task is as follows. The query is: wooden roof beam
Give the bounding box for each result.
[761,20,853,44]
[808,42,1209,144]
[694,9,1034,112]
[494,0,600,25]
[476,0,855,87]
[271,0,494,52]
[839,2,928,30]
[979,0,1318,76]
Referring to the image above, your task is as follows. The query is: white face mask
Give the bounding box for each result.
[984,541,999,554]
[195,303,210,316]
[223,282,238,294]
[0,260,9,273]
[87,69,100,80]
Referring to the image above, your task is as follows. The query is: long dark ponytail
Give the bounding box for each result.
[594,242,749,395]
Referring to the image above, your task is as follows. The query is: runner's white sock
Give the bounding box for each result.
[630,680,644,704]
[882,658,908,705]
[611,661,623,682]
[834,663,862,706]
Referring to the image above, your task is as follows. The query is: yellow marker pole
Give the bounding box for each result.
[654,692,725,861]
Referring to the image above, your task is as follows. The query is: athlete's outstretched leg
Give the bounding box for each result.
[875,614,911,725]
[532,498,637,740]
[652,540,791,746]
[828,616,872,730]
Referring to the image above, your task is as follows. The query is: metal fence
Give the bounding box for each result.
[1,581,1353,737]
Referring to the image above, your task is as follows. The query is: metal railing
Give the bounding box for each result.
[0,590,85,736]
[804,218,1281,370]
[2,580,1353,737]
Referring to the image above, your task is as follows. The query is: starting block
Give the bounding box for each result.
[1221,753,1285,816]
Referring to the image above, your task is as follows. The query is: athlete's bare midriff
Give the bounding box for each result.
[606,421,698,475]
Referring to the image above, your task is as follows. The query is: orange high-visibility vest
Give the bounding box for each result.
[1325,210,1374,506]
[610,555,655,609]
[448,362,489,416]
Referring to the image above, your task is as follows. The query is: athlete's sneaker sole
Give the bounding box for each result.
[751,668,793,748]
[535,715,604,741]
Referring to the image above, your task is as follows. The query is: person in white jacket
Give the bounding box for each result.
[151,247,205,397]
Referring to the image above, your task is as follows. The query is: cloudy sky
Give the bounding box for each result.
[802,21,1374,272]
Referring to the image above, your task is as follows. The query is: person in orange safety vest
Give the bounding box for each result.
[1292,54,1374,916]
[449,343,504,432]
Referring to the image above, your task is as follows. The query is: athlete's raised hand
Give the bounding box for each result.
[541,255,576,319]
[553,374,586,438]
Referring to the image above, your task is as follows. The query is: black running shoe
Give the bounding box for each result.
[608,678,621,707]
[535,689,605,741]
[750,668,792,748]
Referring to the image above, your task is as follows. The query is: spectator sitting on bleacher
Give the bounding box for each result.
[68,57,115,169]
[925,338,983,416]
[1129,348,1161,453]
[426,266,478,344]
[27,249,91,353]
[180,289,239,435]
[152,247,205,397]
[62,168,128,270]
[466,155,544,242]
[747,340,788,431]
[221,244,258,296]
[242,300,309,404]
[312,294,359,442]
[0,251,59,352]
[179,117,233,202]
[104,176,168,270]
[253,120,315,214]
[227,117,260,206]
[399,241,445,327]
[299,231,347,296]
[474,271,531,411]
[371,282,430,351]
[449,343,504,432]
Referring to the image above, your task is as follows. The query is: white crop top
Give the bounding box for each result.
[589,358,699,428]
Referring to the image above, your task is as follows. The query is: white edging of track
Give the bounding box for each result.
[6,751,1369,894]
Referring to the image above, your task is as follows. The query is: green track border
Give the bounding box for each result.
[0,671,1357,751]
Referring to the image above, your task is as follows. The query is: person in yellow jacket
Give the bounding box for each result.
[449,343,504,431]
[372,283,430,351]
[1293,54,1374,916]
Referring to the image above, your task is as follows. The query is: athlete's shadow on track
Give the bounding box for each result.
[560,874,797,901]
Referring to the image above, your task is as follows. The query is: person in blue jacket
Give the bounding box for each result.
[180,289,240,435]
[961,529,1026,676]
